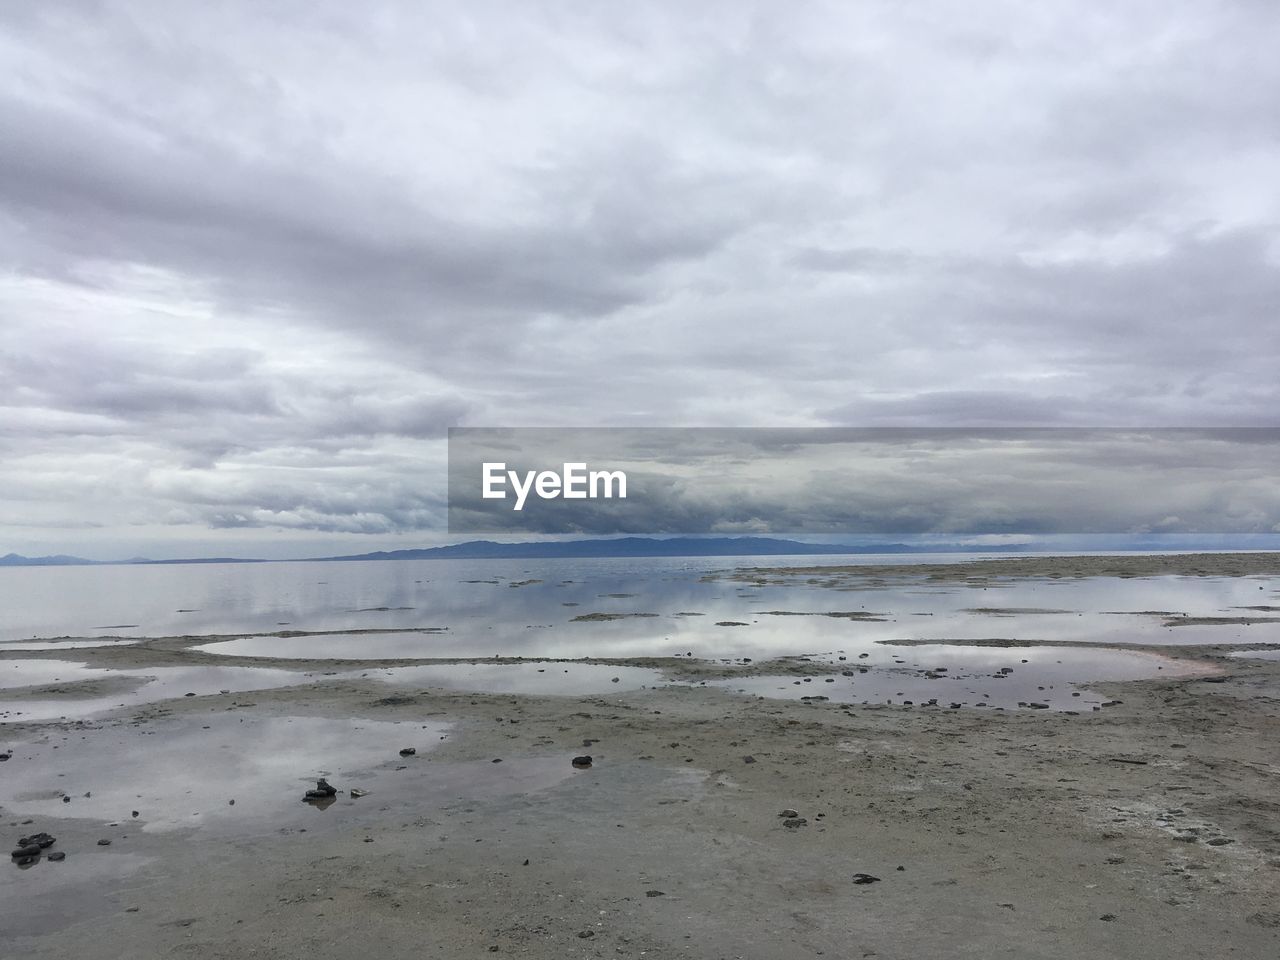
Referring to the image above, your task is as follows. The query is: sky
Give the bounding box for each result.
[1,2,1278,559]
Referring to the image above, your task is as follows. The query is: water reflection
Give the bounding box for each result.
[0,665,320,723]
[360,662,666,694]
[0,715,449,831]
[707,645,1208,711]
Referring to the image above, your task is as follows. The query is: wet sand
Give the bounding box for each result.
[4,553,1280,958]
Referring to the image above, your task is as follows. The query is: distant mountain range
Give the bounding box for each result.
[0,537,1027,566]
[0,552,94,566]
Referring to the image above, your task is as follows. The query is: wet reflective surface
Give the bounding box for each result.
[707,645,1209,711]
[359,662,667,695]
[3,555,1277,718]
[2,554,1274,649]
[0,715,450,832]
[0,639,138,651]
[0,665,320,723]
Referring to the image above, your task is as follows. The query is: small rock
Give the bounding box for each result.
[779,809,799,818]
[742,755,756,764]
[851,873,881,884]
[571,756,593,768]
[349,788,369,799]
[1100,914,1117,922]
[47,851,66,862]
[645,889,665,897]
[399,747,416,757]
[577,930,595,939]
[97,839,112,846]
[11,845,41,860]
[783,818,807,829]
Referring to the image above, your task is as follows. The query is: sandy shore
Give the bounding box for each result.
[716,550,1280,584]
[4,554,1280,958]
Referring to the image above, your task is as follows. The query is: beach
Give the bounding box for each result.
[3,554,1280,958]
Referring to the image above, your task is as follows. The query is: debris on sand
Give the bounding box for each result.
[303,777,339,802]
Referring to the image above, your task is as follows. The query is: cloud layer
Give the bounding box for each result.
[1,2,1278,555]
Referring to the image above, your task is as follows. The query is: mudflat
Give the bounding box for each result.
[3,556,1280,958]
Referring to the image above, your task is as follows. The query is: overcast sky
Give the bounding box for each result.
[2,2,1278,558]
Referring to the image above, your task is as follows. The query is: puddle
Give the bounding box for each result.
[358,662,667,695]
[0,639,138,651]
[0,665,323,723]
[0,714,453,832]
[0,850,152,939]
[707,645,1207,712]
[0,660,118,690]
[193,632,459,659]
[1228,648,1280,661]
[0,711,592,937]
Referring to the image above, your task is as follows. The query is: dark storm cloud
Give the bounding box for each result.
[448,428,1280,535]
[0,1,1278,553]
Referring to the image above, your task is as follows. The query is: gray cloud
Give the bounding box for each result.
[0,1,1277,556]
[447,428,1280,536]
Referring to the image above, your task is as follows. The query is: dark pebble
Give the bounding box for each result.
[399,747,416,756]
[47,851,66,862]
[645,889,665,897]
[571,756,592,768]
[851,873,881,884]
[97,839,111,846]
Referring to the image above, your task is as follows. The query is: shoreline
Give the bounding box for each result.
[4,554,1280,957]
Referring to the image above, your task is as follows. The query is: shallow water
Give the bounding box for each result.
[0,639,138,651]
[3,554,1277,718]
[707,645,1203,712]
[0,714,450,831]
[0,665,321,723]
[359,661,667,695]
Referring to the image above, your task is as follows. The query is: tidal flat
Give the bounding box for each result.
[3,552,1280,958]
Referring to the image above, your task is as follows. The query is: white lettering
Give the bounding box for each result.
[483,462,627,510]
[535,470,561,499]
[562,462,587,498]
[482,463,507,499]
[590,469,627,499]
[509,469,536,511]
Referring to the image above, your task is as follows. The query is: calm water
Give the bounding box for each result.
[0,554,1278,657]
